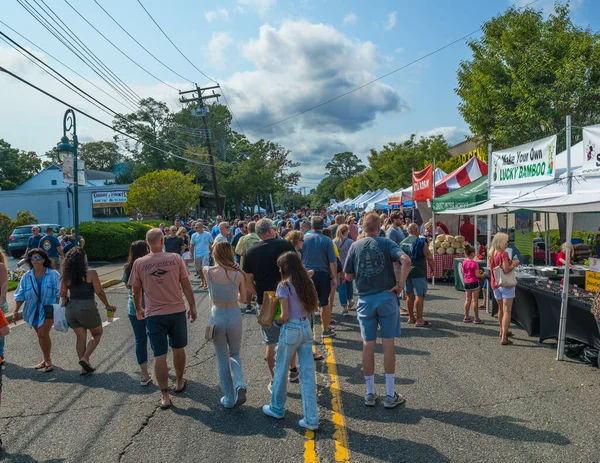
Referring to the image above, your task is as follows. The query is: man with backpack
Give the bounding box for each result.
[400,223,436,327]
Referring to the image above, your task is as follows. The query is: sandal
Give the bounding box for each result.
[159,399,173,410]
[174,379,187,394]
[415,321,433,327]
[501,339,513,345]
[406,320,416,324]
[34,361,46,370]
[400,310,410,316]
[43,364,54,373]
[313,353,324,361]
[79,360,96,374]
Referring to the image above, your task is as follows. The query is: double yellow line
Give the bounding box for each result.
[304,337,351,463]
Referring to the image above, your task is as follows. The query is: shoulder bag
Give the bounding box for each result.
[492,263,517,288]
[257,291,280,328]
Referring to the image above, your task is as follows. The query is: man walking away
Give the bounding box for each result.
[129,228,197,409]
[344,212,411,408]
[243,219,296,390]
[400,223,435,327]
[386,211,406,244]
[302,216,337,338]
[235,222,260,313]
[190,223,213,290]
[328,215,345,239]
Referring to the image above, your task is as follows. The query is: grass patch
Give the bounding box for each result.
[8,281,18,292]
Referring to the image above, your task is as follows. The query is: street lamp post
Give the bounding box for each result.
[55,109,79,247]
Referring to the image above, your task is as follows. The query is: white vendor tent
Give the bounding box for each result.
[364,188,392,212]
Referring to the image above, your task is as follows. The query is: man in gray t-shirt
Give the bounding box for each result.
[344,212,411,409]
[385,211,405,245]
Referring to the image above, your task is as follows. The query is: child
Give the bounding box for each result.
[462,244,484,324]
[262,251,319,431]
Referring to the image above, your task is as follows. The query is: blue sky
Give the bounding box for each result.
[0,0,597,189]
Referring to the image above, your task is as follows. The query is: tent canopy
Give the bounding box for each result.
[436,157,488,197]
[432,176,488,212]
[364,188,392,212]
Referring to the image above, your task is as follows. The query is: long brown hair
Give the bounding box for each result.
[277,251,318,314]
[124,240,150,281]
[212,241,243,282]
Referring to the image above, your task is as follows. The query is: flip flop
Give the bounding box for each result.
[79,360,95,374]
[313,353,324,361]
[400,310,410,316]
[174,379,187,394]
[44,364,54,373]
[501,339,513,346]
[406,320,416,324]
[415,321,433,327]
[34,361,46,370]
[159,399,173,410]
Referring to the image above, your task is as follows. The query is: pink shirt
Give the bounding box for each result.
[462,259,480,284]
[129,252,190,317]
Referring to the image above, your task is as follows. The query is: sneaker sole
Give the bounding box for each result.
[365,401,377,407]
[235,387,247,406]
[384,398,406,409]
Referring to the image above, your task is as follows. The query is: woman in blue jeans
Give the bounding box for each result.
[204,241,248,408]
[123,241,152,386]
[334,225,354,316]
[263,251,320,431]
[0,249,8,366]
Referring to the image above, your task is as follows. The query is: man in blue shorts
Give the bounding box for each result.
[190,222,213,290]
[344,212,411,409]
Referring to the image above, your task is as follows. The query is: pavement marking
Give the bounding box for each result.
[304,346,320,463]
[102,317,120,327]
[324,336,351,463]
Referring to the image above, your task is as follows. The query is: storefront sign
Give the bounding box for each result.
[579,124,600,176]
[491,135,557,186]
[92,190,128,207]
[412,165,433,201]
[585,270,600,292]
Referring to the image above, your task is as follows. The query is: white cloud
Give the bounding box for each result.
[237,0,276,16]
[207,32,234,69]
[385,11,397,31]
[343,11,357,25]
[204,8,229,22]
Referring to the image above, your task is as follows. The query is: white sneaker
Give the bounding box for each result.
[384,392,406,409]
[364,393,377,407]
[298,418,318,431]
[262,404,284,419]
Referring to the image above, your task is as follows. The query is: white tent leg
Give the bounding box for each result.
[486,214,492,315]
[556,212,574,361]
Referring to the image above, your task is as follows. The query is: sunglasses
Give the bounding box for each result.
[31,255,43,261]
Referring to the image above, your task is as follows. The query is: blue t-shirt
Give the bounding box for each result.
[211,226,220,238]
[39,234,61,257]
[28,234,42,249]
[191,231,213,257]
[301,231,336,274]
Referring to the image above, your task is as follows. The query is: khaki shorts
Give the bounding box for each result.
[66,299,102,330]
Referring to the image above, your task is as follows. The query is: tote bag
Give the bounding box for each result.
[492,265,517,288]
[257,291,280,329]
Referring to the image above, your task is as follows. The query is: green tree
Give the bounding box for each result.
[0,140,42,187]
[326,152,366,180]
[14,210,38,226]
[127,169,202,219]
[311,175,344,209]
[78,141,124,171]
[0,213,13,251]
[456,4,600,150]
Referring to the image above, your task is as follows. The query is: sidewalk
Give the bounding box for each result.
[4,260,126,322]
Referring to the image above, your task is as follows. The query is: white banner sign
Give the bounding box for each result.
[491,135,557,186]
[580,124,600,176]
[62,156,86,186]
[92,190,128,205]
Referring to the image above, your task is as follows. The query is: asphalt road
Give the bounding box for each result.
[1,277,599,462]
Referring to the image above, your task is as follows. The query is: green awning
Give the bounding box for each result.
[432,176,488,212]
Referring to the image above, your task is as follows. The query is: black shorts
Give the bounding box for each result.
[43,305,54,319]
[145,312,188,357]
[464,281,480,291]
[311,271,332,307]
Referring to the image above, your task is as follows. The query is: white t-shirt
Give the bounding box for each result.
[191,231,213,257]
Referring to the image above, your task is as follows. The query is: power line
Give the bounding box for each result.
[248,0,542,135]
[0,66,218,169]
[0,20,136,112]
[17,0,140,107]
[62,0,180,91]
[92,0,195,84]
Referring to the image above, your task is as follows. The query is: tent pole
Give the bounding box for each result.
[557,115,573,361]
[432,159,436,286]
[546,213,550,265]
[487,143,493,315]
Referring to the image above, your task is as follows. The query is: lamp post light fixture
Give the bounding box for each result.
[55,109,80,247]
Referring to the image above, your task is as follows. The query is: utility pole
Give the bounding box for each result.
[179,84,222,215]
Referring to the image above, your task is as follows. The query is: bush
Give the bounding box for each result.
[0,213,12,251]
[548,229,594,252]
[79,221,163,261]
[14,210,38,227]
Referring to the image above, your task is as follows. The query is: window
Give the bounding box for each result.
[51,180,57,185]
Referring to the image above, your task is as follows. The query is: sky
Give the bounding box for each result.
[0,0,597,190]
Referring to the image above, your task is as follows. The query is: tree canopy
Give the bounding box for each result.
[326,152,366,180]
[0,139,41,190]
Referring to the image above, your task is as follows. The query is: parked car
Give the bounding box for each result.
[7,224,61,258]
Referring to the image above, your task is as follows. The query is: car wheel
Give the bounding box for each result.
[11,252,21,259]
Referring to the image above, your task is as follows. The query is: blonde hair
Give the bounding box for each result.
[489,232,509,260]
[335,224,349,244]
[560,242,574,255]
[285,230,304,248]
[176,227,188,237]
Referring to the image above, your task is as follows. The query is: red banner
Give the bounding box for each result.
[412,165,433,201]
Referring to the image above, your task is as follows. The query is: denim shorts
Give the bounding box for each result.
[257,304,280,345]
[145,311,188,357]
[405,277,428,297]
[493,286,516,300]
[356,291,401,342]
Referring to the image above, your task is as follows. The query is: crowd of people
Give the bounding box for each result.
[0,207,522,451]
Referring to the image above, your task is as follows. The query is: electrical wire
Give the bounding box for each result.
[62,0,180,91]
[0,20,136,112]
[17,0,140,107]
[0,66,218,168]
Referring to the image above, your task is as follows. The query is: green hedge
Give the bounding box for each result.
[79,221,163,261]
[548,230,595,252]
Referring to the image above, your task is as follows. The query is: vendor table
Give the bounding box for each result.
[427,254,461,280]
[491,284,540,336]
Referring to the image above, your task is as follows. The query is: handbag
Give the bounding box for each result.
[257,291,280,328]
[204,324,216,342]
[492,265,517,288]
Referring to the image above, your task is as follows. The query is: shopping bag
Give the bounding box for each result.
[492,265,517,288]
[53,300,69,332]
[257,291,279,328]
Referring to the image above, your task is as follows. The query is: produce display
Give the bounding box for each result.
[429,234,468,255]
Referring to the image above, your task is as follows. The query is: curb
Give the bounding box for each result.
[5,279,122,324]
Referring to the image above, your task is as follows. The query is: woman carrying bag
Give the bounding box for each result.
[488,233,519,346]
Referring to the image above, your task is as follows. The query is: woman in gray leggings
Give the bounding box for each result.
[203,242,248,408]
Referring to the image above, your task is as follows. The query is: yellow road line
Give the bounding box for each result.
[305,346,320,463]
[324,337,351,462]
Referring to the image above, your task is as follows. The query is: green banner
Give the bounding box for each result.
[514,212,534,258]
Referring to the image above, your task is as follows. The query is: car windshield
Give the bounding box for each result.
[13,227,32,234]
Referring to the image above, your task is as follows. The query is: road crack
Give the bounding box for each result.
[118,404,160,462]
